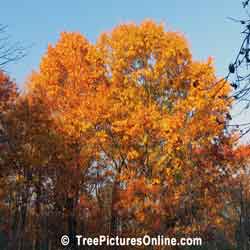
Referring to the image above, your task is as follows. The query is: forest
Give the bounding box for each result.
[1,20,250,250]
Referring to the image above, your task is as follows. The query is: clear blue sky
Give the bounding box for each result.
[1,0,245,85]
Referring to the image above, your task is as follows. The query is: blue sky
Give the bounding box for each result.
[1,0,245,85]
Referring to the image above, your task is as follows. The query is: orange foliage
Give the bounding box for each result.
[24,20,237,237]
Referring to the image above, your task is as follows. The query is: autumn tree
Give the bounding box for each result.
[0,70,18,199]
[91,21,234,238]
[23,21,239,250]
[220,144,250,250]
[26,32,107,249]
[0,71,18,248]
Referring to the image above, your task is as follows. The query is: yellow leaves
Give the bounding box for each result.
[15,174,24,183]
[127,149,139,160]
[164,167,172,177]
[142,134,148,145]
[96,131,108,143]
[155,155,168,169]
[111,120,128,133]
[161,117,171,134]
[151,178,160,185]
[80,121,92,132]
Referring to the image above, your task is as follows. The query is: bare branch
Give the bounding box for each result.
[0,24,27,70]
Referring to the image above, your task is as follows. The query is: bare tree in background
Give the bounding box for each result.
[223,1,250,137]
[0,24,26,70]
